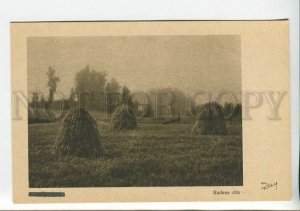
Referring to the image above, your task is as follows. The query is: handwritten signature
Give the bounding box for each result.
[261,182,278,190]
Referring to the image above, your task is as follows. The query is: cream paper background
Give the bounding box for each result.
[11,21,290,203]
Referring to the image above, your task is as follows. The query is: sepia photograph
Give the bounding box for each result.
[27,35,243,188]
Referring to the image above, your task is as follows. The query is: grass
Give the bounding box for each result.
[29,119,242,187]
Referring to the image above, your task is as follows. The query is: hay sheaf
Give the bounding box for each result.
[192,103,228,135]
[53,108,102,157]
[111,104,137,130]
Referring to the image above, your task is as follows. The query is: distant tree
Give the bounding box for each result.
[75,65,107,93]
[75,65,107,110]
[121,86,133,107]
[147,88,187,117]
[46,66,60,105]
[66,87,77,109]
[40,94,46,108]
[234,103,242,119]
[31,92,39,105]
[166,88,187,117]
[223,102,242,124]
[132,99,140,113]
[223,102,234,124]
[106,77,121,113]
[223,102,233,116]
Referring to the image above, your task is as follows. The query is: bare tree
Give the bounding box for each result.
[46,66,60,105]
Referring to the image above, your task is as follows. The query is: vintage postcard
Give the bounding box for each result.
[11,21,290,203]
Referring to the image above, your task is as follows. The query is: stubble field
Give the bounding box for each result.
[29,118,243,187]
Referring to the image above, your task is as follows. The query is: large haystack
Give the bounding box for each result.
[53,108,102,157]
[111,104,137,130]
[192,103,228,135]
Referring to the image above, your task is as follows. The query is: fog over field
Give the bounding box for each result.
[28,35,241,98]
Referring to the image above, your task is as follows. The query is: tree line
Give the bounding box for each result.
[30,65,242,120]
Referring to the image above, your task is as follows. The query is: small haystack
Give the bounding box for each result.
[111,104,137,130]
[53,108,102,157]
[192,103,228,135]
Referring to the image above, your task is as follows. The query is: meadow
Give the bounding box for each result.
[29,118,243,187]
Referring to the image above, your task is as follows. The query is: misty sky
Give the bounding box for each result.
[27,35,241,99]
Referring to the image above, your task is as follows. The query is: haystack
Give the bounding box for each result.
[53,108,102,157]
[191,103,228,135]
[111,104,137,130]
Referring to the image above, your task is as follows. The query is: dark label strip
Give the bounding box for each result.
[28,192,65,197]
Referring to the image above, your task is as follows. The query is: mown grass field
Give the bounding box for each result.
[29,119,242,187]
